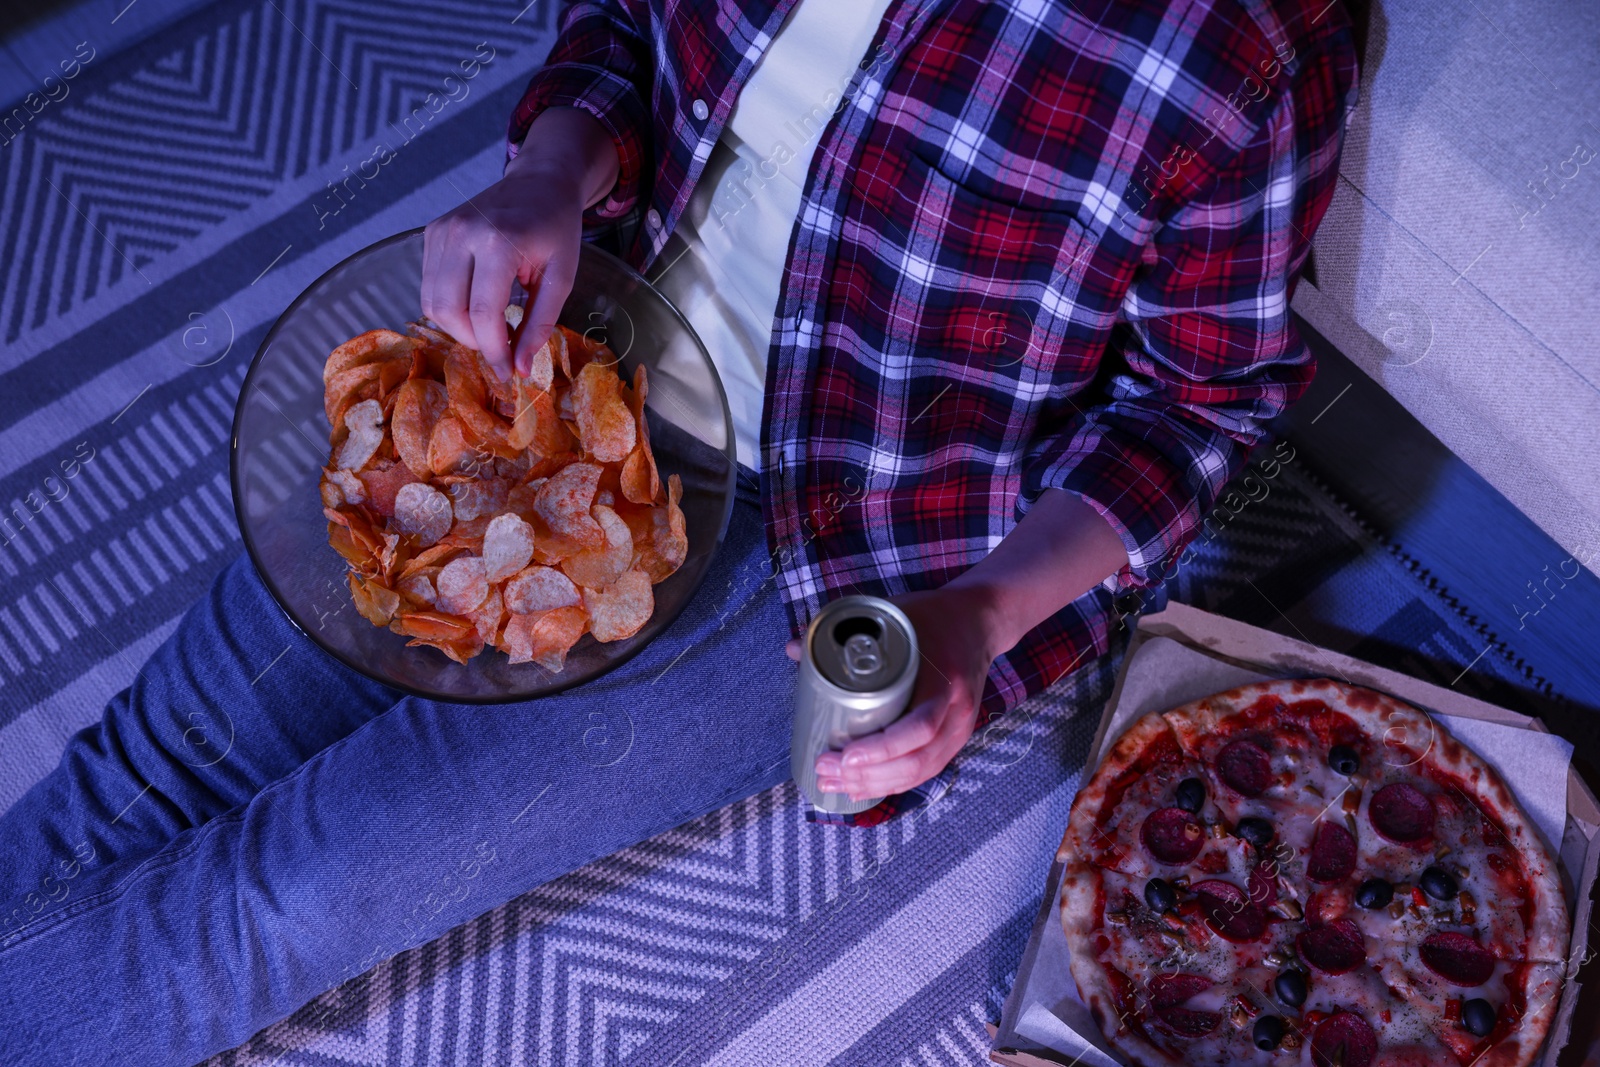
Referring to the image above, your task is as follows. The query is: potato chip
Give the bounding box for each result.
[493,451,535,482]
[531,533,587,566]
[393,482,453,547]
[560,505,633,589]
[621,474,688,583]
[323,467,366,507]
[403,321,453,378]
[501,606,588,670]
[398,542,461,579]
[570,360,636,463]
[660,473,687,569]
[436,555,490,616]
[348,572,400,627]
[528,605,588,670]
[583,569,653,642]
[498,611,533,662]
[328,502,383,547]
[390,610,472,640]
[483,512,536,583]
[325,316,683,669]
[504,303,524,331]
[559,324,612,377]
[474,346,517,412]
[507,386,575,458]
[336,399,385,471]
[327,520,369,568]
[620,364,661,504]
[358,459,419,517]
[533,461,604,545]
[376,356,413,410]
[528,452,581,484]
[427,413,474,476]
[508,376,536,450]
[405,319,454,350]
[445,477,510,523]
[440,514,490,550]
[396,571,438,608]
[470,584,506,645]
[522,335,554,394]
[551,326,573,380]
[325,362,383,430]
[526,511,589,565]
[505,481,541,519]
[503,565,581,614]
[400,620,480,662]
[445,346,491,421]
[392,379,449,478]
[325,329,414,385]
[377,531,401,577]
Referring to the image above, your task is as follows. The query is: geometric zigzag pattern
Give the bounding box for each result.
[0,365,246,685]
[0,0,549,343]
[203,657,1119,1067]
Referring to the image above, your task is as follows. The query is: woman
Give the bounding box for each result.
[0,0,1356,1062]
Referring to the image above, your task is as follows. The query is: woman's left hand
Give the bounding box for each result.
[801,586,1002,801]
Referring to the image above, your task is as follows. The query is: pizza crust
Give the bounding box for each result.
[1059,678,1571,1067]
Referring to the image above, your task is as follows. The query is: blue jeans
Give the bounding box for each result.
[0,477,795,1067]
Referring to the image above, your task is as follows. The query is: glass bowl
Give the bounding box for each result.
[231,229,736,703]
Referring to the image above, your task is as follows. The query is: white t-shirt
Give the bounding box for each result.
[652,0,893,471]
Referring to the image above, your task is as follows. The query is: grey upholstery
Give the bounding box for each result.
[1292,0,1600,570]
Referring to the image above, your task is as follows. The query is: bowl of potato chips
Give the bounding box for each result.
[232,229,737,702]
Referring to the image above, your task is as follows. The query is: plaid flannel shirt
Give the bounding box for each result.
[510,0,1359,725]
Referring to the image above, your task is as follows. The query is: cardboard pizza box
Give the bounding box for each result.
[991,601,1600,1067]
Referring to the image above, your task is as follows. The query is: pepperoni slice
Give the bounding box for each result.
[1369,782,1435,845]
[1297,918,1367,974]
[1311,1011,1377,1067]
[1148,972,1211,1008]
[1306,821,1358,883]
[1247,864,1279,907]
[1194,879,1268,943]
[1216,739,1272,797]
[1419,932,1496,987]
[1141,807,1205,864]
[1147,973,1220,1036]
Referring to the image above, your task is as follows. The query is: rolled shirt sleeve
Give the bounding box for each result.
[506,0,653,225]
[1021,49,1353,590]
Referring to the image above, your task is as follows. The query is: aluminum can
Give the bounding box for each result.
[790,595,919,815]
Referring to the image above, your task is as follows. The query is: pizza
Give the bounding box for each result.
[1059,679,1570,1067]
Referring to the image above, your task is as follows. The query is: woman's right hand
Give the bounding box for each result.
[420,108,620,380]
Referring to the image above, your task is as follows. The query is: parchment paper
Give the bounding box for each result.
[1011,636,1575,1061]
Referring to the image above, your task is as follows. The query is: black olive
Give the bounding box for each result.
[1234,817,1274,849]
[1461,997,1496,1037]
[1420,865,1459,901]
[1328,744,1361,775]
[1355,877,1394,910]
[1175,777,1206,813]
[1274,969,1307,1007]
[1253,1015,1286,1050]
[1144,877,1177,914]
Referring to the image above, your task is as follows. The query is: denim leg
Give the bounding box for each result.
[0,492,795,1067]
[0,552,400,922]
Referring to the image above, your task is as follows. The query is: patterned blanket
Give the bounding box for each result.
[0,2,1542,1063]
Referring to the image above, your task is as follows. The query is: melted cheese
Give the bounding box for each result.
[1082,694,1543,1067]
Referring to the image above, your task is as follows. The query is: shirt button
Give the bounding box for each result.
[692,98,709,121]
[646,208,662,230]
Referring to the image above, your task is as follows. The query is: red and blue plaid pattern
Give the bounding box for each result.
[511,0,1359,724]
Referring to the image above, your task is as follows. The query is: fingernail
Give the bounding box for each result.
[843,752,865,769]
[818,777,843,793]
